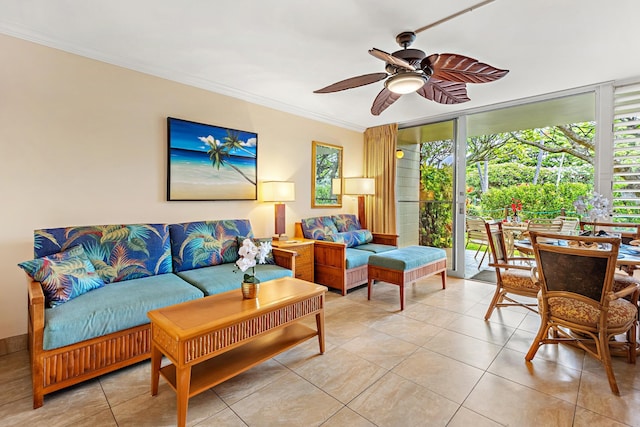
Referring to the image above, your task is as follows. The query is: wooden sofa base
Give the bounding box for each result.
[368,258,447,310]
[32,323,152,408]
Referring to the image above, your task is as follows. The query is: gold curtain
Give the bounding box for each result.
[364,123,398,233]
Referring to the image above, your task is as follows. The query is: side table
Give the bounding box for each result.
[272,239,314,282]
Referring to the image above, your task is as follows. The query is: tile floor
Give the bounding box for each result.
[1,276,640,427]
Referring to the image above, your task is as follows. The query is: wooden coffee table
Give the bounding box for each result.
[147,277,327,427]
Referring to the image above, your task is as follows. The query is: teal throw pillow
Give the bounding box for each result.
[237,236,275,265]
[18,245,105,307]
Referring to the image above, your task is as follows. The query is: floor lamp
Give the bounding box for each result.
[344,177,375,229]
[261,181,295,241]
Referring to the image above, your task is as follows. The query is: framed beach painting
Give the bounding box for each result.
[167,117,258,201]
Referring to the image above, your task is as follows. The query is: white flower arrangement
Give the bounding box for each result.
[573,191,613,222]
[235,238,272,284]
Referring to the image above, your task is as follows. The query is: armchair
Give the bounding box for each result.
[294,215,398,295]
[483,221,539,320]
[525,231,639,395]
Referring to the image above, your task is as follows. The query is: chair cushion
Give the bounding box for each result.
[33,224,173,284]
[345,248,374,269]
[501,269,538,291]
[355,243,397,254]
[300,216,339,240]
[169,220,253,272]
[546,296,638,328]
[43,273,204,350]
[177,263,292,296]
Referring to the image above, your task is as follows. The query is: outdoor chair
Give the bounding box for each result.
[483,221,539,320]
[466,216,492,269]
[555,216,580,233]
[525,231,639,395]
[527,218,564,233]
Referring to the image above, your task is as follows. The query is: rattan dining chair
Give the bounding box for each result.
[525,231,639,395]
[483,221,539,320]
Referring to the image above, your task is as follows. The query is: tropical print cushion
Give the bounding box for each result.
[300,216,339,240]
[237,236,275,264]
[325,230,373,248]
[170,219,253,272]
[332,214,361,232]
[500,268,538,291]
[19,245,105,307]
[546,296,637,328]
[33,224,172,284]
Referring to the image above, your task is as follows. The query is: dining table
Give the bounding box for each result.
[513,238,640,268]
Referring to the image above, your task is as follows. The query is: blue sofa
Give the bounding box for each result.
[295,214,398,295]
[22,219,295,408]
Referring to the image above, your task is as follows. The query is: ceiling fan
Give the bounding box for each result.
[313,0,509,116]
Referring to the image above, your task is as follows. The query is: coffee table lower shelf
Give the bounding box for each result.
[157,323,319,398]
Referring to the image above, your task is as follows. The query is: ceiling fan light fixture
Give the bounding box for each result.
[385,73,426,94]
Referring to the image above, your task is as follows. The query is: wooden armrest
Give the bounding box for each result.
[371,232,398,246]
[488,262,533,271]
[312,240,347,268]
[506,257,535,263]
[27,278,45,353]
[28,279,45,306]
[272,248,297,273]
[610,284,640,301]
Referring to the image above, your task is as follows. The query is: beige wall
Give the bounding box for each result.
[0,34,363,340]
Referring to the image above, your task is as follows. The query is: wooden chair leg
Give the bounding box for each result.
[600,334,621,395]
[484,285,503,320]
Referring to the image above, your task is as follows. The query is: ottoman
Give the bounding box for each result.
[367,246,447,310]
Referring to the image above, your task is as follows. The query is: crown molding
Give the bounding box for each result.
[0,24,366,133]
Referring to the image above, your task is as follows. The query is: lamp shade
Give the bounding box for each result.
[331,178,342,195]
[343,177,375,195]
[385,72,427,94]
[261,181,295,202]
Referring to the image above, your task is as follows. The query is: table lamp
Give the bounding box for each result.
[344,177,375,229]
[261,181,295,241]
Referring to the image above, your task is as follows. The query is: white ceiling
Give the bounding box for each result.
[1,0,639,131]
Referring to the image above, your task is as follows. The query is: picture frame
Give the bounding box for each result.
[167,117,258,201]
[311,141,342,208]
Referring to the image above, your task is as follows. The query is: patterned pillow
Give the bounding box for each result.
[237,236,275,265]
[18,245,105,307]
[332,214,362,232]
[33,224,173,284]
[300,216,339,240]
[325,230,373,248]
[170,220,253,272]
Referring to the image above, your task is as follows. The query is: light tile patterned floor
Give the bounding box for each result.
[1,276,640,426]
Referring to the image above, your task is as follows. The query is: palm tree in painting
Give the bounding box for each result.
[222,130,256,158]
[199,134,256,186]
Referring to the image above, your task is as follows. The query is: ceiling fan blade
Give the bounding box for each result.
[314,72,388,93]
[424,53,509,84]
[369,48,416,71]
[417,79,470,104]
[371,88,402,115]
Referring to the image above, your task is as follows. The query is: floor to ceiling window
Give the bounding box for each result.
[397,89,602,278]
